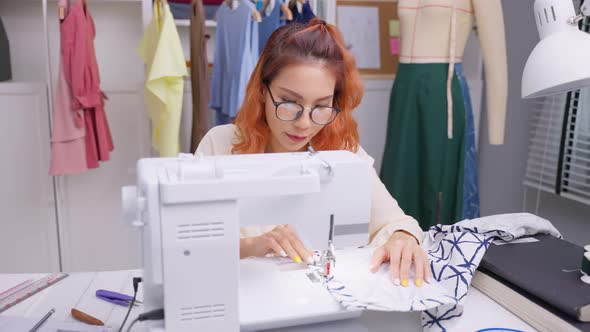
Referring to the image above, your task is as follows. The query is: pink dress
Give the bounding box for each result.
[60,0,113,169]
[50,0,87,175]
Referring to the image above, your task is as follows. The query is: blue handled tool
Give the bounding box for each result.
[95,289,142,307]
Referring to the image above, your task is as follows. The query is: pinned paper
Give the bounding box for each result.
[389,20,400,37]
[389,38,400,55]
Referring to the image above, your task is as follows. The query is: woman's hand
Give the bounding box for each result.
[369,230,431,287]
[240,224,314,264]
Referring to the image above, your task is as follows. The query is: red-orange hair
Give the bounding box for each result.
[232,18,363,154]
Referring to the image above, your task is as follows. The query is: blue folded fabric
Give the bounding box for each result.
[169,2,191,20]
[168,2,219,21]
[204,5,219,20]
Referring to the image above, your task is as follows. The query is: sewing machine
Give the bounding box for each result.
[122,150,371,331]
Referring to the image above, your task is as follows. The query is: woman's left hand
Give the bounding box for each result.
[369,230,431,287]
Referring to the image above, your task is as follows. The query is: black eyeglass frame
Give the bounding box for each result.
[264,83,341,126]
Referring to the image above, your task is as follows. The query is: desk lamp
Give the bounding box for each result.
[522,0,590,98]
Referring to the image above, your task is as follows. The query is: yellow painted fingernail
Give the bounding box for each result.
[415,279,423,287]
[294,256,301,263]
[401,279,409,287]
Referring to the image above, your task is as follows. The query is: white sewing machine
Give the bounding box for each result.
[122,150,371,331]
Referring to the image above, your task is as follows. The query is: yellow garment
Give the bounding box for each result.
[138,3,188,157]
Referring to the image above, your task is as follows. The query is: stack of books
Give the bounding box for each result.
[472,234,590,332]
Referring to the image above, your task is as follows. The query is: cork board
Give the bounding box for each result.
[336,0,398,79]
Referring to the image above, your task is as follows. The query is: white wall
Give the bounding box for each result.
[48,1,147,272]
[478,0,590,247]
[0,0,148,272]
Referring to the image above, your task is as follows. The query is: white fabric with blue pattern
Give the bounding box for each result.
[324,213,562,331]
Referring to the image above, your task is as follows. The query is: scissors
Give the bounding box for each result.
[96,289,142,307]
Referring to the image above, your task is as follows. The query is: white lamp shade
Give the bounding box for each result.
[522,0,590,98]
[522,31,590,98]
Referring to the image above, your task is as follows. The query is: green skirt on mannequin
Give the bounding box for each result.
[380,63,466,230]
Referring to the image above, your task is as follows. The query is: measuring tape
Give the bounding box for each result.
[0,273,69,313]
[582,245,590,284]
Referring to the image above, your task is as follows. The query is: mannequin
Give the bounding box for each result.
[380,0,507,229]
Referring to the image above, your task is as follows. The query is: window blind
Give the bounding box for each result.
[523,2,590,207]
[523,94,567,193]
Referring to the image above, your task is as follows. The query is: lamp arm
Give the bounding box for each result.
[567,2,590,25]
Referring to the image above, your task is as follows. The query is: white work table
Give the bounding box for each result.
[0,270,536,332]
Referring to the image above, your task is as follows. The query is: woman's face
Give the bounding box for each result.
[264,63,337,153]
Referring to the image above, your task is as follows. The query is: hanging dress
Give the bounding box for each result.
[258,0,283,54]
[289,0,315,24]
[50,1,88,175]
[60,0,114,169]
[455,63,480,220]
[380,1,481,229]
[210,0,259,125]
[138,2,188,157]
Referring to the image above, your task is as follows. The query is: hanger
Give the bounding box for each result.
[154,0,167,24]
[260,0,271,14]
[280,0,293,21]
[59,5,65,20]
[59,0,86,21]
[252,7,262,22]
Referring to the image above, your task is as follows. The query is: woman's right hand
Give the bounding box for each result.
[240,224,314,264]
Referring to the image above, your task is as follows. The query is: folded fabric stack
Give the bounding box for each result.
[168,0,220,20]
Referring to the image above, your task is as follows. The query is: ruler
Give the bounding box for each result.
[0,279,34,301]
[0,273,69,313]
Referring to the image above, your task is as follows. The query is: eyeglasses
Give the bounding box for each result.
[265,83,341,125]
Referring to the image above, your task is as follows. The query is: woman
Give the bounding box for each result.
[197,19,431,287]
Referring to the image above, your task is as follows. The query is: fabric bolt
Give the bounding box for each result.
[196,124,424,246]
[60,0,114,169]
[210,0,259,124]
[324,213,562,332]
[258,0,282,54]
[190,0,211,152]
[0,16,12,82]
[138,2,188,157]
[380,63,465,230]
[455,64,480,220]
